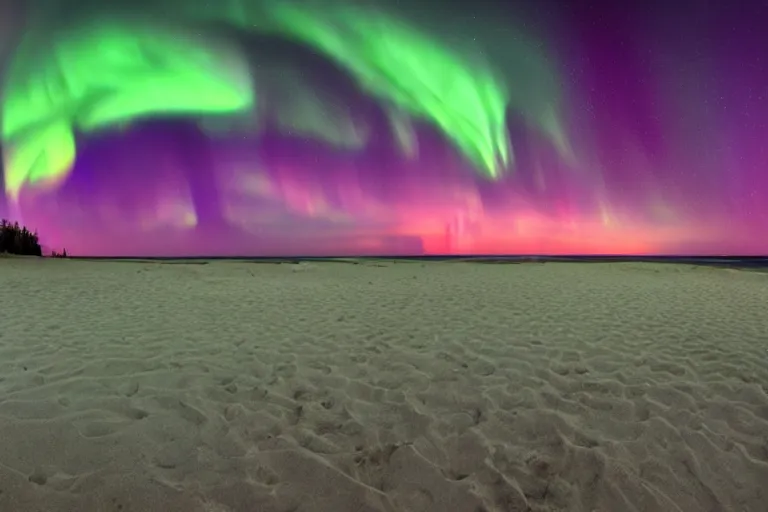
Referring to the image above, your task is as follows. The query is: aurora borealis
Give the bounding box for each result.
[1,0,766,256]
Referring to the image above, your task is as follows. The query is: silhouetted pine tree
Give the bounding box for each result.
[0,219,43,256]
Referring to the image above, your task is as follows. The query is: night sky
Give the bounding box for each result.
[1,0,766,256]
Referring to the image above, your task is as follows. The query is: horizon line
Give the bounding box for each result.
[52,254,768,262]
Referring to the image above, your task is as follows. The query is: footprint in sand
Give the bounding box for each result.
[74,421,122,438]
[125,407,149,420]
[26,466,83,493]
[248,464,279,487]
[27,468,48,486]
[154,397,208,426]
[119,381,140,398]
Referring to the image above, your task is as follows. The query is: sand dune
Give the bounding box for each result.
[0,259,767,512]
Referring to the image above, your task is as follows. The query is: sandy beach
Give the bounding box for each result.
[0,258,767,512]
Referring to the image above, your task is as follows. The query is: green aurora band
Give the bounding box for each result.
[2,20,255,199]
[1,0,568,200]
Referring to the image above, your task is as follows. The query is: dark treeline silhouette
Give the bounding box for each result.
[0,219,43,256]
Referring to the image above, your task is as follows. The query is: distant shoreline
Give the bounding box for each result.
[28,254,768,271]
